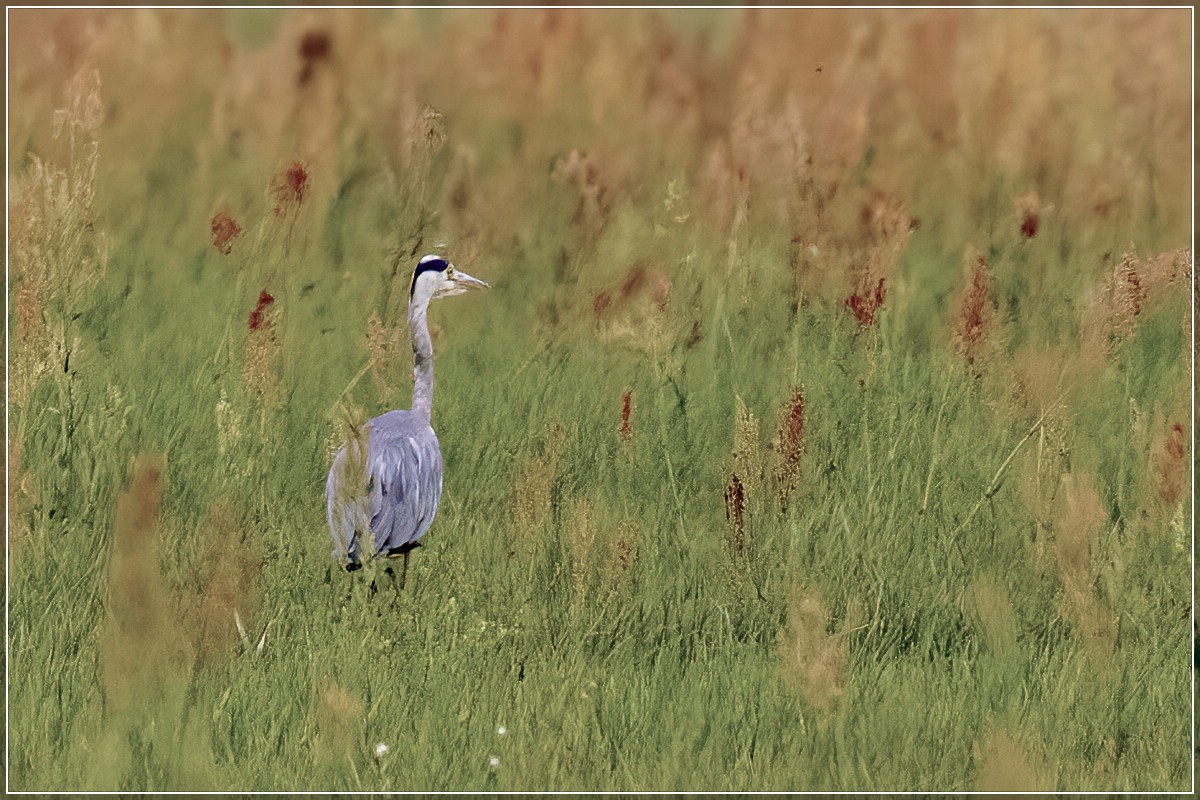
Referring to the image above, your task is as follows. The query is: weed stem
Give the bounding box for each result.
[952,399,1061,540]
[921,376,954,514]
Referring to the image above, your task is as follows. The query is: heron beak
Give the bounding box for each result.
[452,268,489,291]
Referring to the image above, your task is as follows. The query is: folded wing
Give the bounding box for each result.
[327,410,443,564]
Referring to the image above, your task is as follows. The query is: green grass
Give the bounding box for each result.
[7,7,1192,793]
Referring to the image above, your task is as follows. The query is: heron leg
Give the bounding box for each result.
[380,542,421,593]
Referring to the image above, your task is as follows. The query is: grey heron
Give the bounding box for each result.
[326,254,488,582]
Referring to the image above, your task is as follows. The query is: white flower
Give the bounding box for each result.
[488,755,501,769]
[374,742,389,758]
[496,725,507,736]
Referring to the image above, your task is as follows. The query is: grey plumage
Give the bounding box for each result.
[326,411,443,562]
[326,254,488,568]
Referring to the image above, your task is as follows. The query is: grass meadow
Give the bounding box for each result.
[6,7,1194,793]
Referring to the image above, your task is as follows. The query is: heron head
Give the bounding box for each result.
[410,254,490,304]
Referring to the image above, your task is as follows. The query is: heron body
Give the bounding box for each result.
[326,254,488,569]
[326,410,442,563]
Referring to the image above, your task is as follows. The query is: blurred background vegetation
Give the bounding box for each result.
[6,6,1192,791]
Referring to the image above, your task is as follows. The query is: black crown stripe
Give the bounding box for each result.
[409,256,449,295]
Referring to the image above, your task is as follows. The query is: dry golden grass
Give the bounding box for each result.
[1079,246,1192,376]
[592,261,675,358]
[312,684,364,768]
[604,518,640,595]
[243,292,283,410]
[730,396,764,509]
[180,504,264,671]
[779,591,847,713]
[566,497,598,609]
[102,455,182,715]
[563,497,640,612]
[512,422,567,534]
[1053,472,1116,655]
[365,309,406,407]
[975,729,1049,793]
[9,68,106,409]
[724,395,764,567]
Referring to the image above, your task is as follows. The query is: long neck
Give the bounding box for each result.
[409,300,434,421]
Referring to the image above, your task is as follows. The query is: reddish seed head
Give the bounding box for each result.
[619,263,648,301]
[271,161,310,216]
[248,289,275,331]
[298,30,331,85]
[620,389,633,442]
[1166,423,1186,462]
[593,291,612,318]
[724,473,746,557]
[300,30,331,62]
[1020,213,1039,239]
[285,163,309,200]
[1014,191,1042,239]
[775,388,806,513]
[845,276,887,328]
[211,211,242,255]
[780,389,806,467]
[1157,422,1188,506]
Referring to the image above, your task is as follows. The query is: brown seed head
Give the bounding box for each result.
[211,211,242,255]
[955,249,998,372]
[1151,420,1188,508]
[1014,191,1042,239]
[845,275,887,328]
[774,387,807,512]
